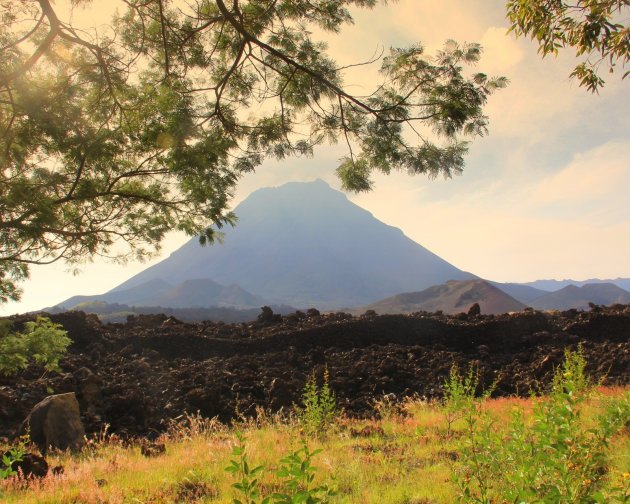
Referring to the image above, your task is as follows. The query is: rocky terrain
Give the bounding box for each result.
[1,305,628,441]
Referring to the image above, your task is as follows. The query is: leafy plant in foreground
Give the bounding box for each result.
[0,446,23,480]
[1,432,28,499]
[443,365,495,503]
[225,434,334,504]
[452,346,630,503]
[273,442,336,504]
[225,432,266,504]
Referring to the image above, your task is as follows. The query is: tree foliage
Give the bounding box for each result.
[506,0,630,91]
[0,316,71,375]
[0,0,507,300]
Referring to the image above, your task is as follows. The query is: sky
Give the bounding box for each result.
[1,0,629,315]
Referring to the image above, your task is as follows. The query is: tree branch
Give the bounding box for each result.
[0,0,60,87]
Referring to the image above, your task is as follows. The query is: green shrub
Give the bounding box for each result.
[1,434,27,482]
[225,433,334,504]
[0,317,71,376]
[296,368,337,435]
[452,346,630,503]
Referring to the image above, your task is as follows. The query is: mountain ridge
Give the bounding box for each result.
[528,282,630,310]
[520,278,630,292]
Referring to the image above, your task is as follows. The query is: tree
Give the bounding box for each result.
[0,0,507,301]
[506,0,629,92]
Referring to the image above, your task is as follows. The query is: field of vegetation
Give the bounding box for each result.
[1,349,629,504]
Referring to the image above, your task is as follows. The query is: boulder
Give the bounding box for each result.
[21,393,85,454]
[468,302,481,316]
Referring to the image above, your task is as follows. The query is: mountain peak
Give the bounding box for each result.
[239,179,349,214]
[76,181,475,309]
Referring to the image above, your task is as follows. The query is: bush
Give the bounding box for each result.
[296,368,337,435]
[0,317,71,376]
[451,347,630,503]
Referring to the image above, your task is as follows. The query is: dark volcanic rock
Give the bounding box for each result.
[1,304,629,439]
[21,393,85,454]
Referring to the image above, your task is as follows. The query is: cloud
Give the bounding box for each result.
[378,194,630,283]
[480,27,524,73]
[532,142,630,206]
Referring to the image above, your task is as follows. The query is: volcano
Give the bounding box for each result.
[100,180,475,309]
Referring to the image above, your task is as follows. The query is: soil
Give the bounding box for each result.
[1,305,628,440]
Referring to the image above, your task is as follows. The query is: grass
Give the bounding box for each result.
[1,386,628,504]
[2,350,629,503]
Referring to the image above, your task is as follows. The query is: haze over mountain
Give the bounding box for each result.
[104,180,475,309]
[362,279,526,315]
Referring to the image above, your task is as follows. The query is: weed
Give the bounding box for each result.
[0,447,23,480]
[225,434,335,504]
[375,392,414,423]
[442,365,492,438]
[445,366,495,503]
[1,433,29,480]
[272,441,336,503]
[165,412,225,441]
[296,368,337,435]
[225,432,266,504]
[0,435,28,501]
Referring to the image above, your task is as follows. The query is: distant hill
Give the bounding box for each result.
[529,283,630,310]
[100,180,475,309]
[362,279,526,315]
[522,278,630,292]
[57,278,264,310]
[58,279,173,308]
[144,279,264,308]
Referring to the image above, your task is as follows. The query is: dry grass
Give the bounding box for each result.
[1,387,628,503]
